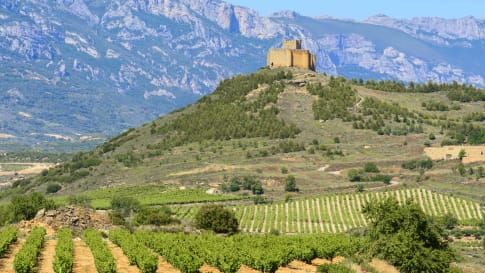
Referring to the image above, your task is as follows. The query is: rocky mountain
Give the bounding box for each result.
[1,0,484,150]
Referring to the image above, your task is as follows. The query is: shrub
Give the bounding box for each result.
[194,204,239,234]
[111,195,140,212]
[68,195,91,207]
[363,162,380,173]
[10,192,57,222]
[281,166,288,174]
[46,183,62,194]
[284,175,299,192]
[134,206,179,226]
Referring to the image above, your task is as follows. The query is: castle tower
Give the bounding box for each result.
[267,39,316,71]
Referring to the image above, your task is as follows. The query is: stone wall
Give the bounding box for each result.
[267,48,316,71]
[267,49,292,67]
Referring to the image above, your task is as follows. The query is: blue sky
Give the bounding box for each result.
[225,0,483,20]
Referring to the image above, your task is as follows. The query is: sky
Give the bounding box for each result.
[225,0,483,20]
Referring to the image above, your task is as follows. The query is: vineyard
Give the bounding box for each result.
[174,188,484,233]
[0,226,366,273]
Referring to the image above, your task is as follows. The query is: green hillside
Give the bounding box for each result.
[5,67,485,204]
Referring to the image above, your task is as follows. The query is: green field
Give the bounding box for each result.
[52,185,248,209]
[174,188,484,234]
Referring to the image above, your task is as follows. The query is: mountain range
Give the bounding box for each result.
[1,0,484,150]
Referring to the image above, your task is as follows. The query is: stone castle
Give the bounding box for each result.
[267,40,316,71]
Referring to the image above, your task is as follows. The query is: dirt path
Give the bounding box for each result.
[239,207,247,232]
[276,260,317,273]
[326,197,337,233]
[0,162,55,176]
[285,203,289,233]
[249,206,257,233]
[0,238,25,273]
[295,201,302,233]
[261,205,268,233]
[237,265,263,273]
[156,256,180,273]
[305,199,313,233]
[315,198,325,232]
[37,238,57,273]
[200,263,223,273]
[369,259,400,273]
[106,240,141,273]
[73,238,97,273]
[335,196,348,231]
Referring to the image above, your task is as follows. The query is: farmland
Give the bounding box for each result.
[174,188,484,234]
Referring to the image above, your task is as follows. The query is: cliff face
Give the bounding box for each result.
[0,0,484,148]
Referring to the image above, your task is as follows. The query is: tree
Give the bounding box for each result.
[111,195,140,216]
[458,149,466,161]
[362,197,456,273]
[10,192,57,222]
[194,204,238,234]
[284,175,299,192]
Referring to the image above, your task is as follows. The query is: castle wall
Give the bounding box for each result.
[267,40,316,71]
[283,40,301,50]
[267,49,292,68]
[292,50,311,70]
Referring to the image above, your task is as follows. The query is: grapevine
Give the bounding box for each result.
[13,226,46,273]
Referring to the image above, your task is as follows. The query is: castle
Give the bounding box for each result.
[267,40,316,71]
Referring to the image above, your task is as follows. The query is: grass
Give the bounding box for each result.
[52,185,249,209]
[0,164,32,172]
[173,188,484,234]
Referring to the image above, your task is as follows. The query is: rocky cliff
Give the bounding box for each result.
[0,0,483,149]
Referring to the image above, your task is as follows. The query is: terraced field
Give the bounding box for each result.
[174,188,484,234]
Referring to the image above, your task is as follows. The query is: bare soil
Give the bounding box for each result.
[72,238,97,273]
[0,238,25,273]
[156,256,181,273]
[200,263,223,273]
[237,265,263,273]
[369,259,400,273]
[37,238,57,273]
[107,240,141,273]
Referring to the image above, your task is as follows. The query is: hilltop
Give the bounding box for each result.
[1,0,485,149]
[6,68,484,205]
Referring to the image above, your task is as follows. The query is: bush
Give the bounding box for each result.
[111,195,140,212]
[10,192,57,222]
[348,169,364,182]
[363,198,456,273]
[134,206,180,226]
[281,167,288,174]
[46,183,62,194]
[401,158,433,170]
[194,204,239,234]
[363,162,380,173]
[285,175,299,192]
[68,195,91,207]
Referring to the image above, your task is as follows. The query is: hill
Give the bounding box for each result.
[6,68,484,204]
[1,0,485,149]
[1,68,485,272]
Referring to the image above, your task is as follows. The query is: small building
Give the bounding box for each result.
[267,39,316,71]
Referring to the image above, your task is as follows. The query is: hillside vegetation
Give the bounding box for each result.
[3,68,482,203]
[0,68,484,272]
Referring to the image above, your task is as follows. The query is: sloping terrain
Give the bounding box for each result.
[1,0,485,149]
[7,68,483,205]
